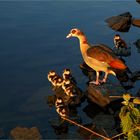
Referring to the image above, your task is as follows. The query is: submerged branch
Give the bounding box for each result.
[111,132,124,140]
[61,116,111,140]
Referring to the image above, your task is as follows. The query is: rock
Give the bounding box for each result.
[137,88,140,96]
[86,83,125,107]
[130,71,140,82]
[134,39,140,48]
[132,19,140,27]
[10,127,41,140]
[105,12,132,32]
[86,84,111,107]
[134,39,140,53]
[49,118,68,135]
[119,12,132,18]
[136,0,140,4]
[113,47,131,57]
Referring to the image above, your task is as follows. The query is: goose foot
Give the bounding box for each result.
[99,78,106,84]
[89,80,100,85]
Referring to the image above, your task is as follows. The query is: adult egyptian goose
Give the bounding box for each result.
[66,28,127,85]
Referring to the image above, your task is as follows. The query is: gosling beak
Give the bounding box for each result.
[66,33,72,38]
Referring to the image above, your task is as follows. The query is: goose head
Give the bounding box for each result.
[66,28,83,38]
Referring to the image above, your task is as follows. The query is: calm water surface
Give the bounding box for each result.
[0,0,140,138]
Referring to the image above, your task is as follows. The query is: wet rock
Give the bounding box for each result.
[119,12,132,18]
[132,19,140,27]
[134,39,140,48]
[134,39,140,53]
[114,68,130,83]
[130,71,140,83]
[86,84,110,107]
[105,12,132,32]
[136,0,140,4]
[86,82,125,107]
[49,118,68,135]
[83,100,107,119]
[10,127,41,140]
[113,47,131,57]
[137,88,140,96]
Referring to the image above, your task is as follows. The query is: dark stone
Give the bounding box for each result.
[130,71,140,82]
[134,39,140,48]
[105,12,132,32]
[132,19,140,27]
[86,84,111,107]
[136,0,140,4]
[119,12,132,18]
[113,47,131,57]
[83,100,107,119]
[86,82,125,107]
[136,88,140,96]
[49,118,68,135]
[114,68,130,83]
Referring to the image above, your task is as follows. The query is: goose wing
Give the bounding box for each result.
[86,44,127,69]
[87,44,115,63]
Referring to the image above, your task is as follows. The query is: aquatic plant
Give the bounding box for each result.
[119,93,140,140]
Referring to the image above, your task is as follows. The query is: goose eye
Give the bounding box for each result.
[71,29,76,34]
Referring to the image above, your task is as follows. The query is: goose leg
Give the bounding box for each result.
[101,72,108,83]
[90,71,100,85]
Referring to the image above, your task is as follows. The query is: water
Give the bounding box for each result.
[0,0,140,138]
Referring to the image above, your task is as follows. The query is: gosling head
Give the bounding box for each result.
[47,70,57,82]
[66,28,83,38]
[114,34,120,40]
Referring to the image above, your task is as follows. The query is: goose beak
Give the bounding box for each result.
[66,33,72,38]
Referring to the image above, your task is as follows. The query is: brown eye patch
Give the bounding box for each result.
[71,29,76,34]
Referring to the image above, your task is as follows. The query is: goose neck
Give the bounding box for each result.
[78,35,88,45]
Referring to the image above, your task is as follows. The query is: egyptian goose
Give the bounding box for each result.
[62,79,76,97]
[48,71,63,87]
[66,28,127,85]
[55,97,69,117]
[114,34,128,49]
[62,68,77,84]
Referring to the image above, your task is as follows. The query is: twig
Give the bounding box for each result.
[101,127,109,137]
[61,116,111,140]
[111,126,140,140]
[111,132,124,140]
[109,96,136,99]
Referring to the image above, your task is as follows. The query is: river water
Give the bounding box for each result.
[0,0,140,138]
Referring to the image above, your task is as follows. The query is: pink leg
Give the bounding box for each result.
[101,72,108,83]
[90,71,100,85]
